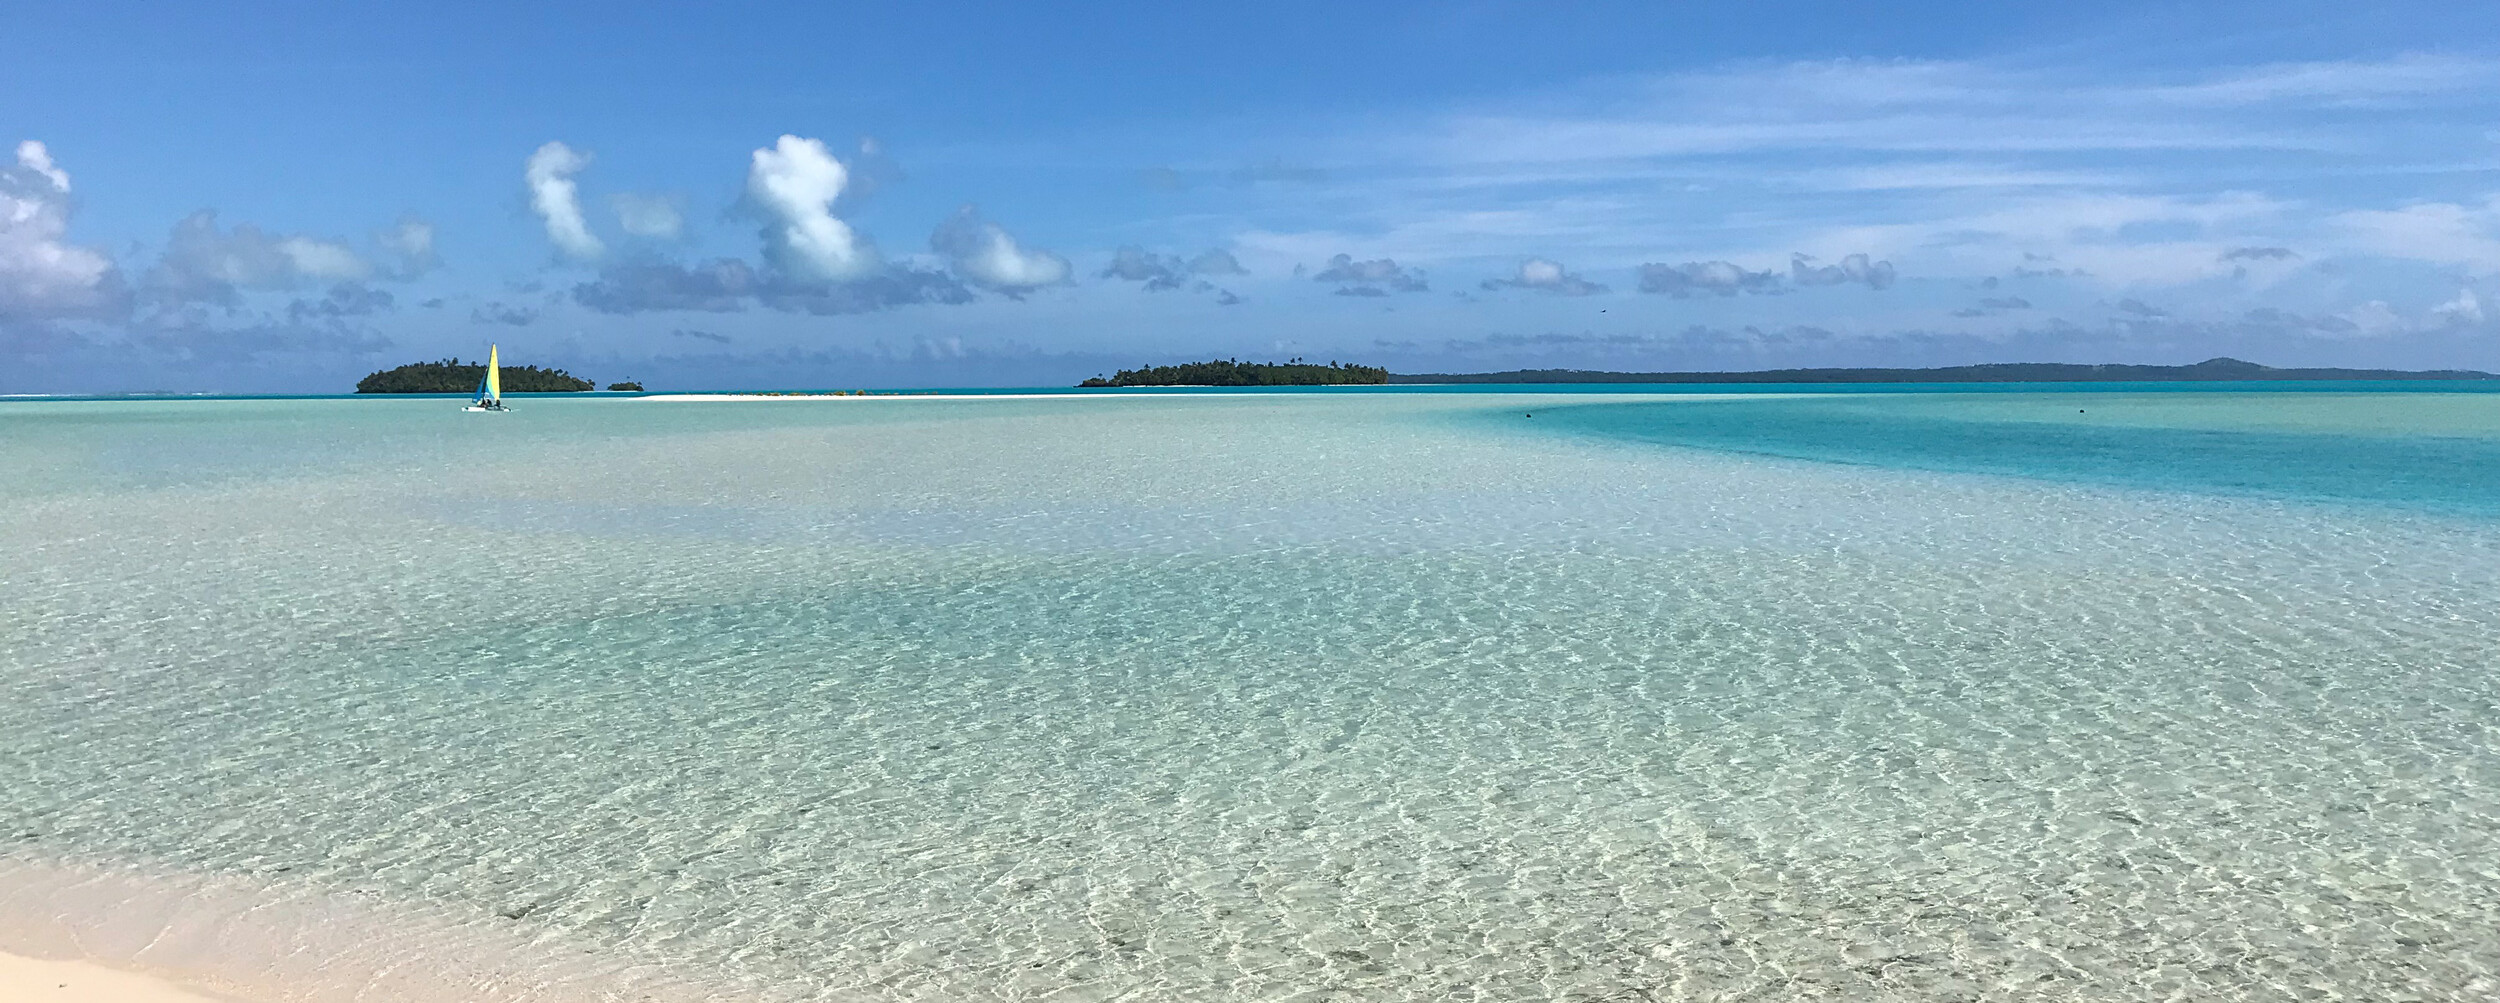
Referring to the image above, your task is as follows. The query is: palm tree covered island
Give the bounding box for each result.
[1077,358,1389,387]
[355,358,598,393]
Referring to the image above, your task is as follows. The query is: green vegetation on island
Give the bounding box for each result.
[607,381,645,392]
[1390,357,2497,384]
[1078,358,1389,387]
[355,359,595,394]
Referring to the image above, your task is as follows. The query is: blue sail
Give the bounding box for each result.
[473,367,490,403]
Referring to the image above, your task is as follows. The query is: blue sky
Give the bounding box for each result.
[5,0,2499,392]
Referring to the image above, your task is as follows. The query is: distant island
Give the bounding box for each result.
[1079,359,1389,387]
[1391,357,2497,384]
[356,359,595,394]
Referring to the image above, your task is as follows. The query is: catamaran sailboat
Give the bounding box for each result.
[464,345,509,412]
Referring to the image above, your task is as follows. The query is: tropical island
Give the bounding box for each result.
[1390,357,2497,384]
[356,359,595,393]
[1077,359,1390,387]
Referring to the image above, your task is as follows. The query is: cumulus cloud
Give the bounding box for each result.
[611,193,685,240]
[1189,249,1248,275]
[1101,246,1189,290]
[1313,253,1427,294]
[1100,246,1245,302]
[763,267,975,314]
[1636,260,1779,297]
[1,140,121,319]
[931,205,1070,292]
[1481,258,1607,295]
[376,217,439,278]
[2115,298,2167,317]
[749,135,876,281]
[15,140,69,191]
[526,141,603,260]
[278,237,367,280]
[1789,252,1896,289]
[286,282,394,323]
[574,258,758,314]
[2433,287,2484,324]
[672,327,732,344]
[144,210,371,307]
[571,257,971,316]
[2219,246,2297,261]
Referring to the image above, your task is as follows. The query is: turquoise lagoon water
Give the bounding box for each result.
[3,389,2499,1001]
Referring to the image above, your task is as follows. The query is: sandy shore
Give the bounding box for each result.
[0,951,237,1002]
[0,859,731,1003]
[638,391,1119,401]
[635,390,1807,402]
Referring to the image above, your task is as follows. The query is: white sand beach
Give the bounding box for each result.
[0,859,728,1003]
[0,953,235,1003]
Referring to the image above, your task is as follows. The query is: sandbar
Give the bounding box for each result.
[638,391,1118,400]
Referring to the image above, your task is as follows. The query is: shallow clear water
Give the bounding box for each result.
[1529,392,2500,518]
[3,392,2498,1001]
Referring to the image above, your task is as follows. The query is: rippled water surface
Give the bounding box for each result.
[4,392,2499,1001]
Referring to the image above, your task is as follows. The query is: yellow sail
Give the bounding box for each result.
[485,344,502,401]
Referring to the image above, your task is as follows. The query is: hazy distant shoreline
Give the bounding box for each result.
[1391,356,2498,384]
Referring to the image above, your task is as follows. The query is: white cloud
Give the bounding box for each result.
[277,236,368,280]
[931,205,1069,291]
[0,140,118,318]
[1101,246,1189,290]
[2433,287,2483,325]
[1098,246,1240,301]
[2336,197,2500,273]
[611,193,684,240]
[376,217,439,278]
[525,141,603,260]
[749,135,875,281]
[1481,257,1605,295]
[145,210,372,304]
[1789,252,1895,289]
[1189,248,1247,275]
[15,140,70,191]
[1419,54,2500,170]
[1780,190,2292,287]
[1312,253,1427,293]
[1637,260,1779,297]
[2141,54,2500,109]
[2340,299,2406,337]
[1214,53,2500,316]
